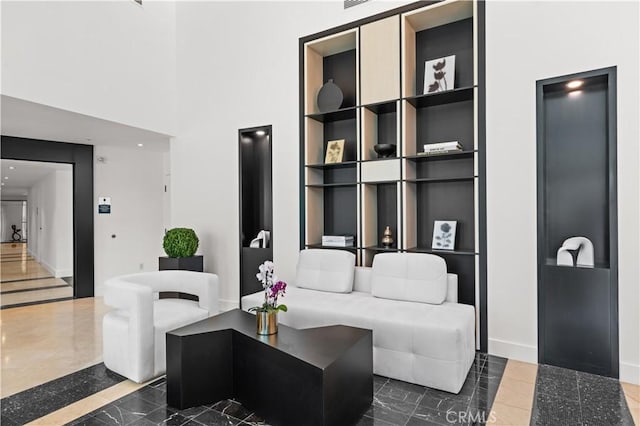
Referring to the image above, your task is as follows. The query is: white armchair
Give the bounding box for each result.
[103,270,219,383]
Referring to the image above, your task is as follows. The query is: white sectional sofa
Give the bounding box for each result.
[241,249,475,394]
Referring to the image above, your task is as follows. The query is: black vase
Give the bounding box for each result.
[317,79,344,112]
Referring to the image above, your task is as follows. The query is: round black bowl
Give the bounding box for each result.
[373,144,397,158]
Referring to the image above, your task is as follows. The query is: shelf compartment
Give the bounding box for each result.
[404,86,474,108]
[403,179,475,256]
[306,162,358,186]
[305,185,359,249]
[304,28,359,115]
[362,182,400,267]
[362,100,400,161]
[402,0,474,98]
[406,247,477,256]
[403,97,474,157]
[406,152,474,180]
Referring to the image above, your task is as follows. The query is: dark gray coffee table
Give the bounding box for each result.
[166,309,373,426]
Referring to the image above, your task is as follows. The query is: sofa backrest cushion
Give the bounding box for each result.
[371,253,448,304]
[295,249,355,293]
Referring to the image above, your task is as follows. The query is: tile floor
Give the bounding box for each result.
[1,297,638,425]
[1,242,73,308]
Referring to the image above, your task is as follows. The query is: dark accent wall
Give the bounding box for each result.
[1,136,94,298]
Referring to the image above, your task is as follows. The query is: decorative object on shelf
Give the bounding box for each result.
[250,230,271,248]
[424,55,456,94]
[373,143,397,159]
[556,237,594,267]
[159,227,203,272]
[249,261,288,335]
[432,220,457,250]
[422,141,462,155]
[381,226,394,248]
[322,234,354,247]
[324,139,345,164]
[317,78,344,112]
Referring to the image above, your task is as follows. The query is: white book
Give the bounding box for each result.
[424,141,461,151]
[322,235,354,243]
[322,240,355,247]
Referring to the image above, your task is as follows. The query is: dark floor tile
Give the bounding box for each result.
[581,402,635,426]
[148,378,166,388]
[115,394,160,416]
[210,399,252,421]
[136,386,167,406]
[91,404,145,425]
[68,415,109,426]
[355,414,395,426]
[577,371,627,405]
[378,379,426,404]
[128,419,157,426]
[480,361,505,380]
[474,352,488,361]
[374,375,390,394]
[241,413,272,426]
[365,404,411,425]
[373,394,418,416]
[406,414,448,426]
[192,408,239,425]
[467,389,493,415]
[475,375,501,400]
[531,392,582,426]
[485,354,508,366]
[175,405,209,420]
[0,385,57,424]
[142,406,188,425]
[419,391,469,414]
[412,405,466,425]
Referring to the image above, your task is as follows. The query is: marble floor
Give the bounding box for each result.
[0,297,638,425]
[1,242,73,308]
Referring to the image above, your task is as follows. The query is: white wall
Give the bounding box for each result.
[27,169,73,277]
[0,201,24,242]
[486,1,640,384]
[172,1,412,306]
[94,146,166,295]
[1,0,176,136]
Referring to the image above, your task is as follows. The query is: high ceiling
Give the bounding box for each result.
[1,95,171,152]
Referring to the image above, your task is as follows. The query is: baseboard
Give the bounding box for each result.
[55,268,73,279]
[219,298,239,312]
[620,361,640,385]
[488,338,538,364]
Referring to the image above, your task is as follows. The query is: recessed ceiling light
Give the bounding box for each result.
[137,143,144,147]
[1,183,4,186]
[566,80,584,89]
[3,177,8,180]
[8,166,15,170]
[255,130,266,136]
[568,90,583,97]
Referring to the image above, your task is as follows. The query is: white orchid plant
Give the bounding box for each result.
[248,260,288,313]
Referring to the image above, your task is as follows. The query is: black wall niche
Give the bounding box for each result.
[239,126,273,299]
[1,136,94,298]
[536,67,618,377]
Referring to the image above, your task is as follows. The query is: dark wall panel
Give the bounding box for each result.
[376,184,397,248]
[416,101,473,150]
[323,50,357,108]
[324,118,357,162]
[324,186,357,236]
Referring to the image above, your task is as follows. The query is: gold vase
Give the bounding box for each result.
[256,311,278,335]
[381,226,394,248]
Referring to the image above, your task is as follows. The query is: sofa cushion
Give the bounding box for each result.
[371,253,447,304]
[295,249,355,293]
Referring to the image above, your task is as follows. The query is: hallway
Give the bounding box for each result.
[0,242,72,309]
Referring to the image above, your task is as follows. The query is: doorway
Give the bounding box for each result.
[1,136,94,299]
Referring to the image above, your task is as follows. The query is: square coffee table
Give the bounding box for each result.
[166,309,373,426]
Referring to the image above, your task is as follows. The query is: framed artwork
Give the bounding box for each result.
[324,139,345,164]
[432,220,457,250]
[424,55,456,94]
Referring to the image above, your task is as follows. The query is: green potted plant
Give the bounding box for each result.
[158,228,203,272]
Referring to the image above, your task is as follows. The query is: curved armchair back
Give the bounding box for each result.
[103,270,219,382]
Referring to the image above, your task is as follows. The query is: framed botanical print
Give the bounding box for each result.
[432,220,457,250]
[324,139,345,164]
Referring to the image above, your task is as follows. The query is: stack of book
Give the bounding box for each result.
[322,235,355,247]
[419,141,462,155]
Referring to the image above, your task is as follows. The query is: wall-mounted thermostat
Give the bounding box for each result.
[98,197,111,214]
